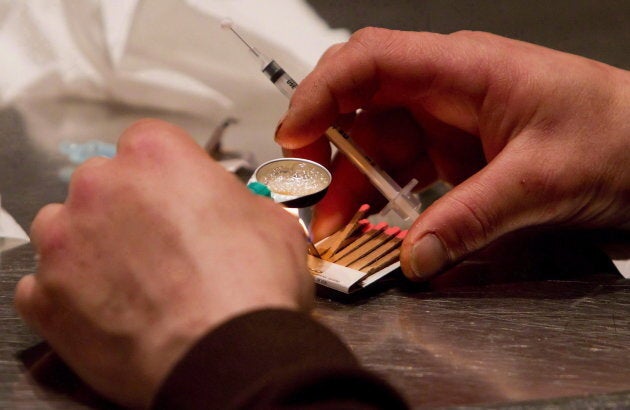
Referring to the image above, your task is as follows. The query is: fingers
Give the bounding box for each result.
[14,274,38,324]
[412,112,486,185]
[282,137,332,170]
[400,148,553,281]
[308,107,435,240]
[116,118,208,164]
[115,118,236,193]
[65,156,110,211]
[28,203,74,310]
[14,274,55,336]
[30,203,65,259]
[275,28,511,149]
[310,153,379,241]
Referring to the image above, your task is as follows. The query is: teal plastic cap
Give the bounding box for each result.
[247,181,272,198]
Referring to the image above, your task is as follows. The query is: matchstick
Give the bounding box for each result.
[332,226,401,266]
[335,220,372,253]
[324,222,388,261]
[307,241,322,258]
[316,219,370,255]
[321,204,370,258]
[346,230,407,270]
[359,248,401,275]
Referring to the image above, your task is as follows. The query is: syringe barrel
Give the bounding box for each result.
[263,62,421,221]
[324,127,399,199]
[260,64,400,201]
[327,127,421,221]
[263,60,298,98]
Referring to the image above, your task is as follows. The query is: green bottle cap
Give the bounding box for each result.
[247,181,272,198]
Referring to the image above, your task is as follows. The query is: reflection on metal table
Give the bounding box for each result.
[1,102,629,409]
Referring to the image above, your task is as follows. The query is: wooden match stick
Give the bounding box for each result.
[316,231,340,254]
[325,221,387,261]
[307,241,322,258]
[316,219,370,255]
[334,220,372,253]
[359,248,401,275]
[320,204,370,258]
[333,226,401,266]
[346,230,407,270]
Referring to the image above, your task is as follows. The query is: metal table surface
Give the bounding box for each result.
[1,101,629,409]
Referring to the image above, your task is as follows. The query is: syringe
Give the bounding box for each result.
[222,20,421,224]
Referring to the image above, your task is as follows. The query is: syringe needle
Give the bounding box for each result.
[221,19,291,95]
[221,19,260,58]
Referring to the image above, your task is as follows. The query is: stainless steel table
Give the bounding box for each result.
[1,102,629,409]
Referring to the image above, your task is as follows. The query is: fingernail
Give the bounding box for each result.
[411,234,448,280]
[274,112,288,140]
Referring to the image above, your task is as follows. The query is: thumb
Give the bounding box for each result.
[400,151,551,281]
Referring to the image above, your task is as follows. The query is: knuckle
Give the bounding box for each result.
[118,118,164,155]
[317,42,344,64]
[449,29,493,41]
[68,162,105,207]
[15,276,57,335]
[350,26,391,46]
[322,27,388,110]
[30,203,58,237]
[31,204,66,254]
[348,27,397,61]
[14,276,34,317]
[118,118,185,157]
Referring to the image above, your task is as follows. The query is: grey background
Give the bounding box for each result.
[307,0,629,69]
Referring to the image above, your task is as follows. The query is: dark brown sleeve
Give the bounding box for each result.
[152,309,408,409]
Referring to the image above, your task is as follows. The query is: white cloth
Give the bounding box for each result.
[0,0,349,162]
[614,260,630,278]
[0,0,349,254]
[0,195,30,253]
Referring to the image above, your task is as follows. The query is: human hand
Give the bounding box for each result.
[15,119,314,408]
[276,28,630,281]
